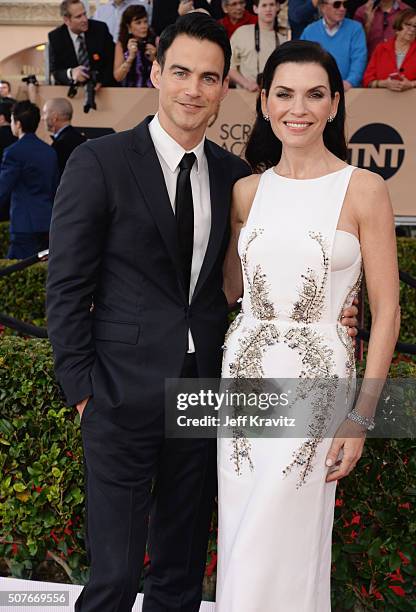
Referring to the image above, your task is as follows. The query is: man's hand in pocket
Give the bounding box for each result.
[76,396,90,420]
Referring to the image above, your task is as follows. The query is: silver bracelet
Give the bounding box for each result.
[347,409,375,431]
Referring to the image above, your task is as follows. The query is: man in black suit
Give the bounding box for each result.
[0,101,17,221]
[42,97,86,176]
[47,13,250,612]
[48,0,115,87]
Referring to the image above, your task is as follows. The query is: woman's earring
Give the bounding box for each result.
[263,114,270,122]
[327,114,335,123]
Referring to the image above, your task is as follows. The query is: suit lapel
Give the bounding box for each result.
[192,141,229,301]
[126,117,187,301]
[62,25,78,66]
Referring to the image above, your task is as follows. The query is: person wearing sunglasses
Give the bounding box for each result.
[363,7,416,88]
[300,0,367,89]
[354,0,410,56]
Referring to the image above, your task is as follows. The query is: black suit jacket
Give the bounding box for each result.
[46,117,250,415]
[0,125,17,221]
[48,20,115,86]
[0,124,17,159]
[52,125,87,176]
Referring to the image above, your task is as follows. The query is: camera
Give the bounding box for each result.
[137,40,148,55]
[84,70,98,113]
[21,74,39,86]
[67,69,98,113]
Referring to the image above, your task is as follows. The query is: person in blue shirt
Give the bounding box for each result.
[289,0,319,39]
[0,101,59,259]
[300,0,367,88]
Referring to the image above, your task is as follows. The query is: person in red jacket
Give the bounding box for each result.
[363,7,416,89]
[218,0,257,38]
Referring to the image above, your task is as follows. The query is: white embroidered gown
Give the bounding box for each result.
[216,166,362,612]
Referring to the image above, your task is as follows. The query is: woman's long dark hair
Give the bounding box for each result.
[118,5,154,51]
[118,5,156,87]
[245,40,348,172]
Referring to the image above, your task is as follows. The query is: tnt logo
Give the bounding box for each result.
[348,123,405,180]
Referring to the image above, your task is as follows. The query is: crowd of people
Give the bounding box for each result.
[0,0,415,258]
[42,0,416,92]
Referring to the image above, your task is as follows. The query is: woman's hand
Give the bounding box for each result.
[396,76,414,91]
[145,43,157,62]
[383,77,407,92]
[364,0,376,27]
[127,38,138,61]
[325,420,366,482]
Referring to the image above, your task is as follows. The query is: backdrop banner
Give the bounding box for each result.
[36,87,416,217]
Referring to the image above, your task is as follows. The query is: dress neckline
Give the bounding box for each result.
[270,165,350,182]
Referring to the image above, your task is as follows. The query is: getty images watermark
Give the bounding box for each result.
[176,387,295,429]
[165,378,416,439]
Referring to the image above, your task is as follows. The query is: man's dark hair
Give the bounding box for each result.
[11,100,41,133]
[157,13,231,81]
[0,101,13,123]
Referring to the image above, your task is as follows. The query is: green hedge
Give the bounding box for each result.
[0,337,415,609]
[396,239,416,346]
[0,338,87,584]
[0,261,47,331]
[0,234,414,348]
[0,222,9,259]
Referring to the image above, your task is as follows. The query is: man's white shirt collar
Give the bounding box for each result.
[67,27,83,46]
[149,114,205,175]
[322,18,342,36]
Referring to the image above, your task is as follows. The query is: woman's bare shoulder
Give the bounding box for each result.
[348,167,390,216]
[232,173,262,222]
[349,167,386,194]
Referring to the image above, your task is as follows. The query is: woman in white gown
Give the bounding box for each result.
[216,41,400,611]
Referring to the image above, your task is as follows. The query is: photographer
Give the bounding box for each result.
[48,0,115,87]
[114,5,157,86]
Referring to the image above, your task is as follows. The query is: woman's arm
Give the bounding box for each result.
[113,41,134,83]
[223,175,261,307]
[354,170,400,398]
[326,170,400,482]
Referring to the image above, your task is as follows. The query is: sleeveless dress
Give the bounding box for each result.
[216,166,362,612]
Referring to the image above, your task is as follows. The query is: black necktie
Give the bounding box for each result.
[77,34,90,69]
[175,152,196,297]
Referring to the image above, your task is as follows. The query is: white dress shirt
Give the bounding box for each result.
[66,29,86,80]
[67,28,85,57]
[323,18,342,37]
[149,114,211,353]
